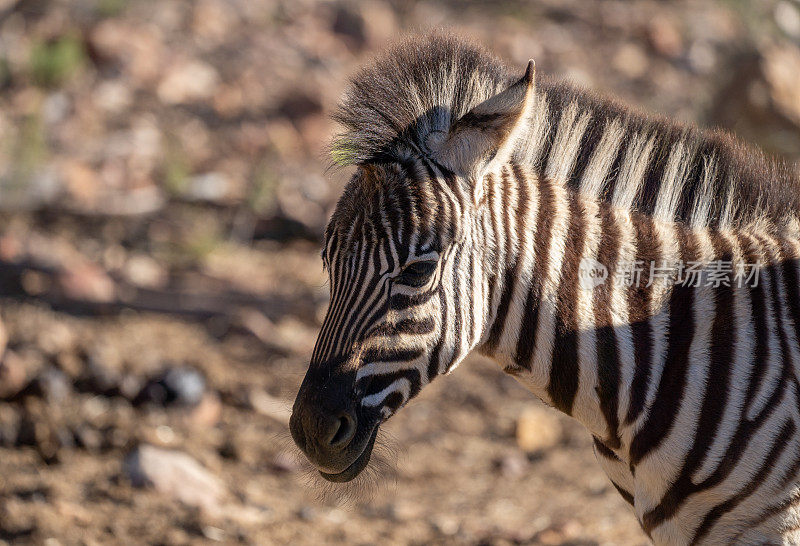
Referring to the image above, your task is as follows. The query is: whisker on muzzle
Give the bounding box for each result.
[288,426,399,506]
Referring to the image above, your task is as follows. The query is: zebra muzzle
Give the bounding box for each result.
[290,365,382,481]
[318,426,379,483]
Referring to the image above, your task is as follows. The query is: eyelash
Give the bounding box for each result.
[395,260,437,287]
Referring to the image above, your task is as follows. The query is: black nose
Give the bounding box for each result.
[326,412,357,448]
[291,408,358,450]
[290,404,360,472]
[290,363,361,472]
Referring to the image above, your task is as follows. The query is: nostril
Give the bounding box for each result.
[328,413,357,448]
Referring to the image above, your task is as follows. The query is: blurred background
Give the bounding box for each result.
[0,0,799,544]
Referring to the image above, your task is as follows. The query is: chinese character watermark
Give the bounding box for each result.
[578,258,761,290]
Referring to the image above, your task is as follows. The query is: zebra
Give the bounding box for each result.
[289,32,800,544]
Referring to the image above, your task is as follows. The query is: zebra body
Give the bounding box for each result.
[290,33,800,544]
[480,162,800,543]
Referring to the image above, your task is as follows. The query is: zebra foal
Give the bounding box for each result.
[290,32,800,544]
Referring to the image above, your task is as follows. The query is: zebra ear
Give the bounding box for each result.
[433,60,535,197]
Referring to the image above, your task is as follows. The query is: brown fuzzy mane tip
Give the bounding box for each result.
[331,31,513,167]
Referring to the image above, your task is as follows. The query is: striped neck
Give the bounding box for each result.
[477,161,800,450]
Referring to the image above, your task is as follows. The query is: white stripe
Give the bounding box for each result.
[640,221,681,427]
[745,232,785,421]
[610,210,638,442]
[579,118,625,198]
[612,132,656,211]
[653,138,693,223]
[495,166,539,359]
[514,92,551,168]
[689,154,719,229]
[527,181,572,399]
[572,196,607,436]
[633,228,716,517]
[545,101,591,183]
[362,377,411,407]
[692,230,753,483]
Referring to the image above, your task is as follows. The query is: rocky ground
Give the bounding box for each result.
[1,0,800,544]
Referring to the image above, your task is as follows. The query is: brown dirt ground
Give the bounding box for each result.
[0,241,647,545]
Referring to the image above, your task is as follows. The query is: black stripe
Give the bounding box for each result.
[738,234,772,417]
[611,481,635,506]
[514,173,556,369]
[346,243,389,343]
[637,129,684,216]
[382,189,402,250]
[641,231,736,532]
[351,285,392,345]
[360,347,424,364]
[484,167,516,351]
[593,437,634,506]
[395,182,414,263]
[467,248,476,344]
[595,204,622,448]
[677,139,714,223]
[419,159,451,244]
[624,214,661,425]
[593,436,622,462]
[691,420,795,543]
[536,97,559,176]
[567,116,603,189]
[427,285,447,382]
[449,244,464,369]
[390,288,438,309]
[487,163,531,351]
[360,368,422,401]
[778,241,800,350]
[546,192,584,415]
[324,238,365,354]
[674,234,788,502]
[329,239,378,354]
[316,242,359,361]
[373,316,436,337]
[315,230,348,355]
[483,173,501,332]
[738,489,800,540]
[629,228,696,465]
[753,233,795,399]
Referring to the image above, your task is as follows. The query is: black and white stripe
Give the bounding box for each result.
[302,33,800,544]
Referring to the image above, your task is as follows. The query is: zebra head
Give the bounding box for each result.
[290,45,536,483]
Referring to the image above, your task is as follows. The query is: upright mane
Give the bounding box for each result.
[333,32,800,230]
[332,32,512,166]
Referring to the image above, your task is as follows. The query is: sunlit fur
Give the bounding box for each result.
[312,159,488,420]
[274,427,399,506]
[293,32,800,544]
[298,431,399,506]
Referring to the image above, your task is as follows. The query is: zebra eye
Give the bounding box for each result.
[396,260,437,287]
